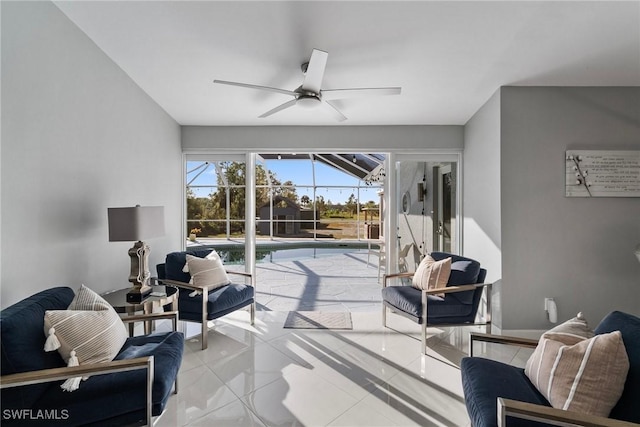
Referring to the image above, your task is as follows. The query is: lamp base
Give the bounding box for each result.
[126,285,152,303]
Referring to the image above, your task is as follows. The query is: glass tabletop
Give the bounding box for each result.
[101,285,177,312]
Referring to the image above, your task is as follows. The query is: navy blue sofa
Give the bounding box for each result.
[157,248,255,350]
[461,311,640,427]
[0,287,184,426]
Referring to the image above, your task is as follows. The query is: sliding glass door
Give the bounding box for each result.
[184,151,460,292]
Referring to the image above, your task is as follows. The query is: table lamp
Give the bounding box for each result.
[108,205,165,303]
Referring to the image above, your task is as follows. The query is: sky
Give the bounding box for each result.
[187,159,383,205]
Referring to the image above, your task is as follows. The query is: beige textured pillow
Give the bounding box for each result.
[412,255,451,297]
[525,314,629,417]
[43,285,128,391]
[186,252,230,289]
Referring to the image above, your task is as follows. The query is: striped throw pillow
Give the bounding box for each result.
[186,252,230,289]
[412,255,451,297]
[43,285,128,391]
[525,316,629,417]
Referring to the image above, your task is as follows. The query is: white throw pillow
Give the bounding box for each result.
[43,285,128,391]
[411,255,451,297]
[182,249,221,272]
[185,252,230,290]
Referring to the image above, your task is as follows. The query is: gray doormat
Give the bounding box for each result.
[284,311,353,330]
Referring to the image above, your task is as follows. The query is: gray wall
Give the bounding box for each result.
[466,87,640,331]
[182,125,464,152]
[1,1,182,307]
[501,87,640,329]
[463,90,503,327]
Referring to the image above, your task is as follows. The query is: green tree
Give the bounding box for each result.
[272,179,298,203]
[206,162,299,234]
[364,200,378,209]
[186,161,304,235]
[315,195,326,214]
[345,193,358,216]
[300,195,311,207]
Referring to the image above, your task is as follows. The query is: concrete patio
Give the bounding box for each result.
[253,247,383,313]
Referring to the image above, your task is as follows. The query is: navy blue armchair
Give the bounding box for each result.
[0,287,184,426]
[462,311,640,427]
[381,251,491,354]
[156,249,255,350]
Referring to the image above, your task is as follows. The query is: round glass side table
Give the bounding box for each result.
[102,283,178,335]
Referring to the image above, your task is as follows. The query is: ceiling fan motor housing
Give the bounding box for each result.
[296,94,321,109]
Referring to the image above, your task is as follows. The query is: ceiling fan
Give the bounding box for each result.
[213,49,401,122]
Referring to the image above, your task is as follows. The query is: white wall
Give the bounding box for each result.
[463,90,503,327]
[1,1,182,307]
[500,87,640,329]
[397,161,431,270]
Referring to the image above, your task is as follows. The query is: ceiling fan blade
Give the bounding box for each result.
[213,80,297,97]
[301,49,328,94]
[321,100,347,122]
[321,87,401,100]
[259,99,298,118]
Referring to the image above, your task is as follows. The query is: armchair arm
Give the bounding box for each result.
[383,272,414,287]
[470,332,538,348]
[157,278,200,292]
[469,332,538,357]
[497,398,639,427]
[0,357,153,388]
[424,282,491,296]
[225,270,253,280]
[1,357,155,426]
[158,273,253,291]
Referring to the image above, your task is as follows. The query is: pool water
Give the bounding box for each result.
[215,246,368,264]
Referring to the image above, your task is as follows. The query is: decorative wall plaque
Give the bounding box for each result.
[565,150,640,197]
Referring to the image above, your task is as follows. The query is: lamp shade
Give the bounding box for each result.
[108,205,165,242]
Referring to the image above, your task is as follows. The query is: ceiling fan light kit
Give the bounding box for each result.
[214,48,401,122]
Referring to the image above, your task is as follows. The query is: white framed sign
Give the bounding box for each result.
[565,150,640,197]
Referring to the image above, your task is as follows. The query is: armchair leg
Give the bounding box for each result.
[382,303,387,327]
[421,322,427,355]
[201,322,208,350]
[485,284,492,336]
[145,357,154,427]
[201,291,208,350]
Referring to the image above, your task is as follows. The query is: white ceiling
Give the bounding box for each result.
[53,1,640,126]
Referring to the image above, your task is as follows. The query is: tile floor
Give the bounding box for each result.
[153,249,533,427]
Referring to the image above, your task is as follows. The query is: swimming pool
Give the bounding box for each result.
[199,242,371,264]
[258,246,368,263]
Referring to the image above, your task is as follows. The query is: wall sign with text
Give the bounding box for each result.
[565,150,640,197]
